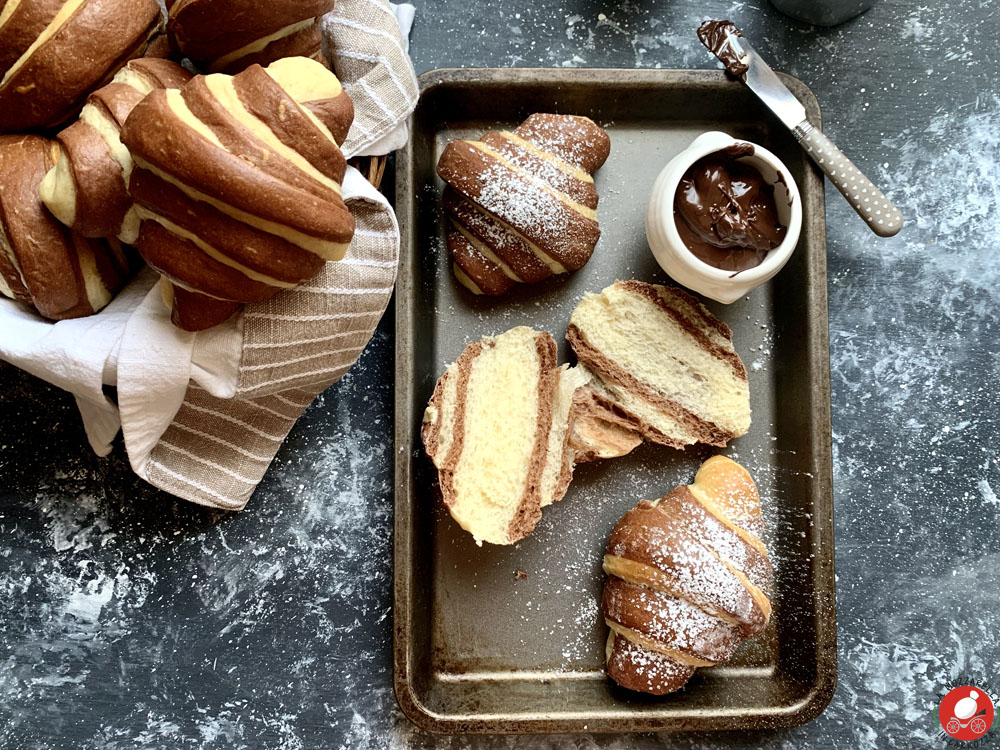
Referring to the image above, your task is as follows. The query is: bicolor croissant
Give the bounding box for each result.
[0,135,138,320]
[120,56,356,331]
[602,456,773,695]
[39,59,194,244]
[421,327,588,545]
[0,0,162,131]
[167,0,336,74]
[436,114,610,295]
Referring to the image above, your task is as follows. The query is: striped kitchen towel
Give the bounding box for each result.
[116,168,400,511]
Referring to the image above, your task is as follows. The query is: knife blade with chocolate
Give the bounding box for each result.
[698,20,903,238]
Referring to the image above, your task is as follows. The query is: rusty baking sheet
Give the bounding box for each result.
[393,68,836,734]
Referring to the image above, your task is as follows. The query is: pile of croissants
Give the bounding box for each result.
[0,0,356,330]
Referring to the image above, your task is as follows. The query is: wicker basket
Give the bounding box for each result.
[350,154,388,189]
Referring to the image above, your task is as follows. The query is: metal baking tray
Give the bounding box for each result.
[394,68,836,734]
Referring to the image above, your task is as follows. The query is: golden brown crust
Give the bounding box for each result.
[167,0,335,69]
[0,0,162,131]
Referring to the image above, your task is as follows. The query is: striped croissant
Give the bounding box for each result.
[0,0,162,132]
[602,456,773,695]
[120,56,355,331]
[436,114,610,296]
[39,59,194,244]
[0,135,139,320]
[167,0,336,74]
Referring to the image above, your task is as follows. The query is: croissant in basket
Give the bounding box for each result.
[0,135,139,320]
[167,0,336,73]
[602,456,773,695]
[119,55,356,331]
[39,59,194,244]
[0,0,163,131]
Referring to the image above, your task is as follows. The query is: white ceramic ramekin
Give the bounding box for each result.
[645,131,802,304]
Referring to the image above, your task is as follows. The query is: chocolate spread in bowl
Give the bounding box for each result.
[673,144,786,273]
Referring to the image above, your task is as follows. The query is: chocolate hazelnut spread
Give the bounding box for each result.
[697,20,748,78]
[673,144,786,273]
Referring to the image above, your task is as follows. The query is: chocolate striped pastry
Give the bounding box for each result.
[568,281,751,449]
[0,135,138,320]
[0,0,163,132]
[436,114,611,296]
[567,376,644,463]
[39,59,194,244]
[167,0,335,74]
[422,327,586,545]
[603,456,773,695]
[119,56,356,331]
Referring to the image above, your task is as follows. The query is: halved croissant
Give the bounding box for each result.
[602,456,773,695]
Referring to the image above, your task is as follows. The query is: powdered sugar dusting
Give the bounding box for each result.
[474,157,572,240]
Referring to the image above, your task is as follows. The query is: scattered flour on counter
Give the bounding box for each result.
[978,478,998,506]
[900,12,932,41]
[62,575,115,623]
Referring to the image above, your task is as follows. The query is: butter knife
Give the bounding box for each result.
[698,21,903,237]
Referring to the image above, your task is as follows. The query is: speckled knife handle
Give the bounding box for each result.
[793,122,903,237]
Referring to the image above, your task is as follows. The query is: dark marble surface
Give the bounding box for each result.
[2,0,999,748]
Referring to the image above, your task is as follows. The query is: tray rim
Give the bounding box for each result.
[393,66,837,735]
